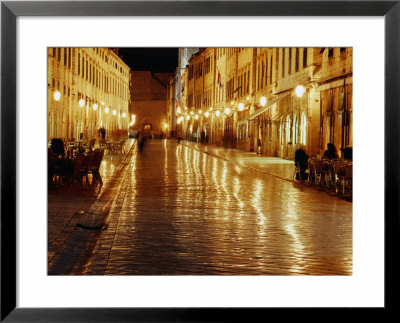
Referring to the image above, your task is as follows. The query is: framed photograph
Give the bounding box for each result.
[1,0,399,321]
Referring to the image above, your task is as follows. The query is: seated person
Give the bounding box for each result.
[341,146,352,161]
[323,143,339,160]
[294,147,309,180]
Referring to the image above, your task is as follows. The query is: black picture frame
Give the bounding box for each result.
[1,0,399,321]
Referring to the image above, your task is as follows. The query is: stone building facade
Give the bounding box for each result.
[176,47,353,159]
[47,47,130,142]
[129,71,173,138]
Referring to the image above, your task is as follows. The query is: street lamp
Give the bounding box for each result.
[238,103,244,111]
[295,85,305,97]
[93,103,98,110]
[79,99,85,107]
[54,91,61,101]
[204,111,209,117]
[216,110,220,117]
[260,96,267,107]
[225,107,230,115]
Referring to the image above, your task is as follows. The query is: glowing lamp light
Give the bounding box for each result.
[225,108,230,115]
[105,107,110,113]
[93,103,98,110]
[79,99,85,107]
[112,109,117,115]
[195,114,199,120]
[204,112,209,117]
[238,103,244,111]
[198,110,202,114]
[122,112,126,118]
[54,91,61,101]
[216,110,221,117]
[295,85,305,97]
[177,107,182,114]
[260,96,267,107]
[186,115,190,120]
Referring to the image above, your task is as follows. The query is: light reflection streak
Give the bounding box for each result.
[220,161,230,220]
[164,139,168,184]
[252,179,266,228]
[284,193,306,270]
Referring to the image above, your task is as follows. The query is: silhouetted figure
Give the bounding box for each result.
[201,131,205,143]
[294,147,309,180]
[323,143,339,160]
[51,138,64,156]
[341,146,352,161]
[138,132,145,152]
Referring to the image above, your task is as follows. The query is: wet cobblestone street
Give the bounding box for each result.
[68,139,353,276]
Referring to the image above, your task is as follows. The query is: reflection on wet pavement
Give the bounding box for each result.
[83,140,352,275]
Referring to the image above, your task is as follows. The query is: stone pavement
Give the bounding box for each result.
[48,139,136,274]
[48,138,348,274]
[181,140,296,182]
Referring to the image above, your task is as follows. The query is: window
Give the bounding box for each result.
[286,115,291,143]
[295,48,299,72]
[205,57,211,74]
[189,65,194,80]
[301,113,307,145]
[247,70,250,94]
[328,48,334,59]
[78,53,80,75]
[270,56,273,84]
[261,61,265,88]
[303,48,307,68]
[288,48,292,75]
[282,48,285,77]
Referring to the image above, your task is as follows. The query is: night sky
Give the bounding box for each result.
[118,48,179,73]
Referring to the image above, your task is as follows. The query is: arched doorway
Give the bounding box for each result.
[140,117,153,139]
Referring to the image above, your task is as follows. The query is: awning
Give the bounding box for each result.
[247,91,291,120]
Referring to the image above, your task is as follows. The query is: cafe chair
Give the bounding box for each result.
[88,149,104,186]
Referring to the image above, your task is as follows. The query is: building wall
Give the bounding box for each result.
[129,71,173,137]
[48,47,130,142]
[177,47,353,160]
